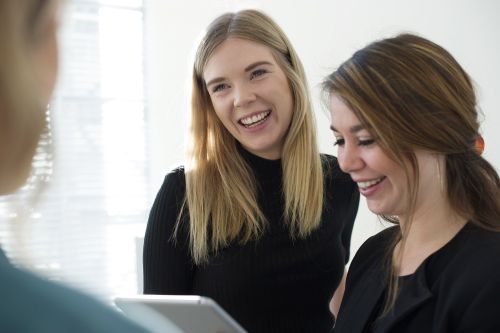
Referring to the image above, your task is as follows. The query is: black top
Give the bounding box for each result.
[0,249,148,333]
[333,223,500,333]
[143,149,359,333]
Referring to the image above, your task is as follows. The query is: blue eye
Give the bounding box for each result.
[212,83,228,93]
[250,68,267,79]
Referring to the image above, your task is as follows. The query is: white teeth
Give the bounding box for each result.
[357,177,384,189]
[240,111,270,126]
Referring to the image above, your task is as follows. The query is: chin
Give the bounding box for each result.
[366,203,392,217]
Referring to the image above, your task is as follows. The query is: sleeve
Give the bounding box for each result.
[142,168,194,294]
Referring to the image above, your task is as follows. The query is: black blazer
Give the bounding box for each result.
[334,223,500,333]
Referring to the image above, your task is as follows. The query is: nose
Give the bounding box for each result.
[338,143,364,174]
[233,82,256,108]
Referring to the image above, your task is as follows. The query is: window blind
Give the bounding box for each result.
[0,0,149,303]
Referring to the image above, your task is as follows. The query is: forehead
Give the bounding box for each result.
[203,37,277,80]
[329,95,362,130]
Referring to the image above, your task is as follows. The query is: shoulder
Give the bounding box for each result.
[163,165,185,187]
[0,262,147,333]
[437,225,500,281]
[148,166,188,230]
[427,226,500,329]
[349,226,398,274]
[362,225,398,249]
[320,153,341,176]
[320,153,355,188]
[154,166,186,202]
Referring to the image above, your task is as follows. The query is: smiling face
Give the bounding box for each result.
[329,95,443,218]
[203,37,293,160]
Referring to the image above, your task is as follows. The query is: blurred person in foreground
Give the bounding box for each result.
[0,1,150,332]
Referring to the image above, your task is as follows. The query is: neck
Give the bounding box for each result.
[395,197,467,276]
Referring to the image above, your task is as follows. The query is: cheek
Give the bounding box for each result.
[211,98,234,123]
[384,162,407,190]
[336,148,348,173]
[284,95,294,122]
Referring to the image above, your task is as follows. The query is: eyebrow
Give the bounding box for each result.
[205,60,273,88]
[330,124,365,133]
[245,60,273,72]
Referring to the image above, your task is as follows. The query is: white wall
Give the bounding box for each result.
[145,0,500,260]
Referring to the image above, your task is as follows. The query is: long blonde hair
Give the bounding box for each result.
[185,9,323,263]
[323,33,500,313]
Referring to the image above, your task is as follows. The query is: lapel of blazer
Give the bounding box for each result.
[333,266,386,333]
[373,264,433,332]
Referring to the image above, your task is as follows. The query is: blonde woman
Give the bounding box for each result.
[143,9,359,333]
[324,34,500,332]
[0,1,148,332]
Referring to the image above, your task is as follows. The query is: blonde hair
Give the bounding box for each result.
[184,9,323,263]
[323,33,500,313]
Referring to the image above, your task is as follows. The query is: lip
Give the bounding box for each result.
[238,110,270,122]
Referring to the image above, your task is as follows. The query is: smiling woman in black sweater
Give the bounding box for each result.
[143,9,359,333]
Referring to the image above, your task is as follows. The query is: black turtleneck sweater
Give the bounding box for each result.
[143,149,359,333]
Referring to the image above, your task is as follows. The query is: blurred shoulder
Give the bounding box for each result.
[0,259,148,333]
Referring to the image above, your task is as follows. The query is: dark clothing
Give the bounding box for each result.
[143,150,359,333]
[334,223,500,333]
[0,249,149,333]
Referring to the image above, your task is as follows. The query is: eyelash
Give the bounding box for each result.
[250,68,267,79]
[333,139,375,147]
[212,83,228,93]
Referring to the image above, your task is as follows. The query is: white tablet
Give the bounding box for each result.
[114,295,247,333]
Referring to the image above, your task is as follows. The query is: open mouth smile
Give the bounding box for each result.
[357,176,386,190]
[239,110,271,128]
